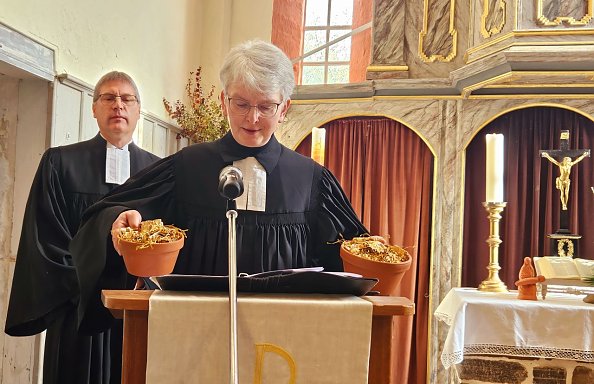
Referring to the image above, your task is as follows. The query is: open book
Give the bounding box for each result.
[533,257,594,282]
[148,267,379,296]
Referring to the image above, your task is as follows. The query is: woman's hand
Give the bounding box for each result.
[111,210,142,255]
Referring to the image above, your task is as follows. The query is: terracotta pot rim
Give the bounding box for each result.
[339,245,412,267]
[119,236,184,249]
[339,244,411,295]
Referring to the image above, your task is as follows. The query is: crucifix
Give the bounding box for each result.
[539,130,590,257]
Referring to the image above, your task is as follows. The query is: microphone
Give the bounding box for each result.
[218,165,244,200]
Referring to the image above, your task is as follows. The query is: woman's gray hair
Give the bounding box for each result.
[219,40,295,101]
[93,71,141,104]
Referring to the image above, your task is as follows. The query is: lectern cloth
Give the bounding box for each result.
[146,291,373,383]
[435,288,594,368]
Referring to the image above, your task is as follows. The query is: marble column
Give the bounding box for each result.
[367,0,409,79]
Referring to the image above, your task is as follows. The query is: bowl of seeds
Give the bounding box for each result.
[340,235,412,295]
[115,219,186,277]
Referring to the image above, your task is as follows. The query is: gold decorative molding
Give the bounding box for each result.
[289,111,438,158]
[484,70,594,84]
[464,30,594,64]
[291,97,375,105]
[419,0,458,62]
[481,0,506,38]
[461,72,513,97]
[463,102,594,148]
[462,70,594,97]
[470,93,594,99]
[536,0,593,26]
[367,65,409,72]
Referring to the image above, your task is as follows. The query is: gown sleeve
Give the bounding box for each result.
[312,168,368,271]
[70,155,177,331]
[5,150,80,336]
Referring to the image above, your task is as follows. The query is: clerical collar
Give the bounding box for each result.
[99,132,132,150]
[218,132,281,174]
[99,133,132,184]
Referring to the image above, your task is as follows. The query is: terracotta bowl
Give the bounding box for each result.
[340,244,412,296]
[119,237,184,277]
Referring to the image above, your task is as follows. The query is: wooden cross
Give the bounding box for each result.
[539,130,590,256]
[540,130,590,212]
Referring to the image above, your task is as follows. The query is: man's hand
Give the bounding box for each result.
[111,210,142,255]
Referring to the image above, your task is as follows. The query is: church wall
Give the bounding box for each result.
[0,77,19,383]
[1,0,275,122]
[0,77,45,384]
[0,0,203,121]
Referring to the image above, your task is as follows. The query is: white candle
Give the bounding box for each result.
[311,127,326,165]
[485,133,504,202]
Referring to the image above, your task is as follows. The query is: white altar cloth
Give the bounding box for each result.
[434,288,594,368]
[146,291,373,383]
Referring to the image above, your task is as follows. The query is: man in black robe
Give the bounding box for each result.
[5,71,160,384]
[70,40,368,333]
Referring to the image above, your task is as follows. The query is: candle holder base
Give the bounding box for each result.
[477,201,508,293]
[478,279,508,292]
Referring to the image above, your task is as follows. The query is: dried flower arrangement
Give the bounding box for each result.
[163,67,229,143]
[341,236,410,264]
[116,219,186,250]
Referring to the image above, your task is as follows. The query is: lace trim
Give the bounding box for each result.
[441,344,594,368]
[434,310,453,325]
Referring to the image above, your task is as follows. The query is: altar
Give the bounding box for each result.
[435,288,594,383]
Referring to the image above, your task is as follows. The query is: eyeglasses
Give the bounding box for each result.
[97,93,138,106]
[227,97,281,118]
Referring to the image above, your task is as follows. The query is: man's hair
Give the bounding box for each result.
[93,71,141,104]
[219,40,295,101]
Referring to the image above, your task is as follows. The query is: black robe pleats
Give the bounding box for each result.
[5,134,159,384]
[71,133,368,333]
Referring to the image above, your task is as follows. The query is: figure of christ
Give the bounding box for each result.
[541,151,589,210]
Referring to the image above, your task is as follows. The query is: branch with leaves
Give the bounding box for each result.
[163,67,229,143]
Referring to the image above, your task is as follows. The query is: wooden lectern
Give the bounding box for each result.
[102,290,414,384]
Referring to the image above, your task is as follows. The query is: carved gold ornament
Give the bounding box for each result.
[536,0,593,27]
[557,238,574,258]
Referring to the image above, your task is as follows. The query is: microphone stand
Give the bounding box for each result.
[226,199,239,384]
[219,165,243,384]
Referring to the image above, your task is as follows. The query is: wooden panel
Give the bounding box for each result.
[80,91,98,141]
[52,83,82,147]
[152,123,167,157]
[167,130,179,155]
[140,118,154,152]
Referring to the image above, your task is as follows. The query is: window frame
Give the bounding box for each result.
[301,0,353,85]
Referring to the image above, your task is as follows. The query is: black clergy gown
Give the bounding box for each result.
[5,134,159,384]
[70,132,368,333]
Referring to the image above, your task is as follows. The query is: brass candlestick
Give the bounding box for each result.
[478,202,508,292]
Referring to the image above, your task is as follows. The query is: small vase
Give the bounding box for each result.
[119,237,184,277]
[340,244,412,296]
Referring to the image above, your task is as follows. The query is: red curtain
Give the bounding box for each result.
[462,106,594,289]
[296,116,433,384]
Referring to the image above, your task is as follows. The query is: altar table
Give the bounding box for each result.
[434,288,594,369]
[102,290,415,384]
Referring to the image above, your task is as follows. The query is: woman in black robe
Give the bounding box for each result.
[71,40,368,332]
